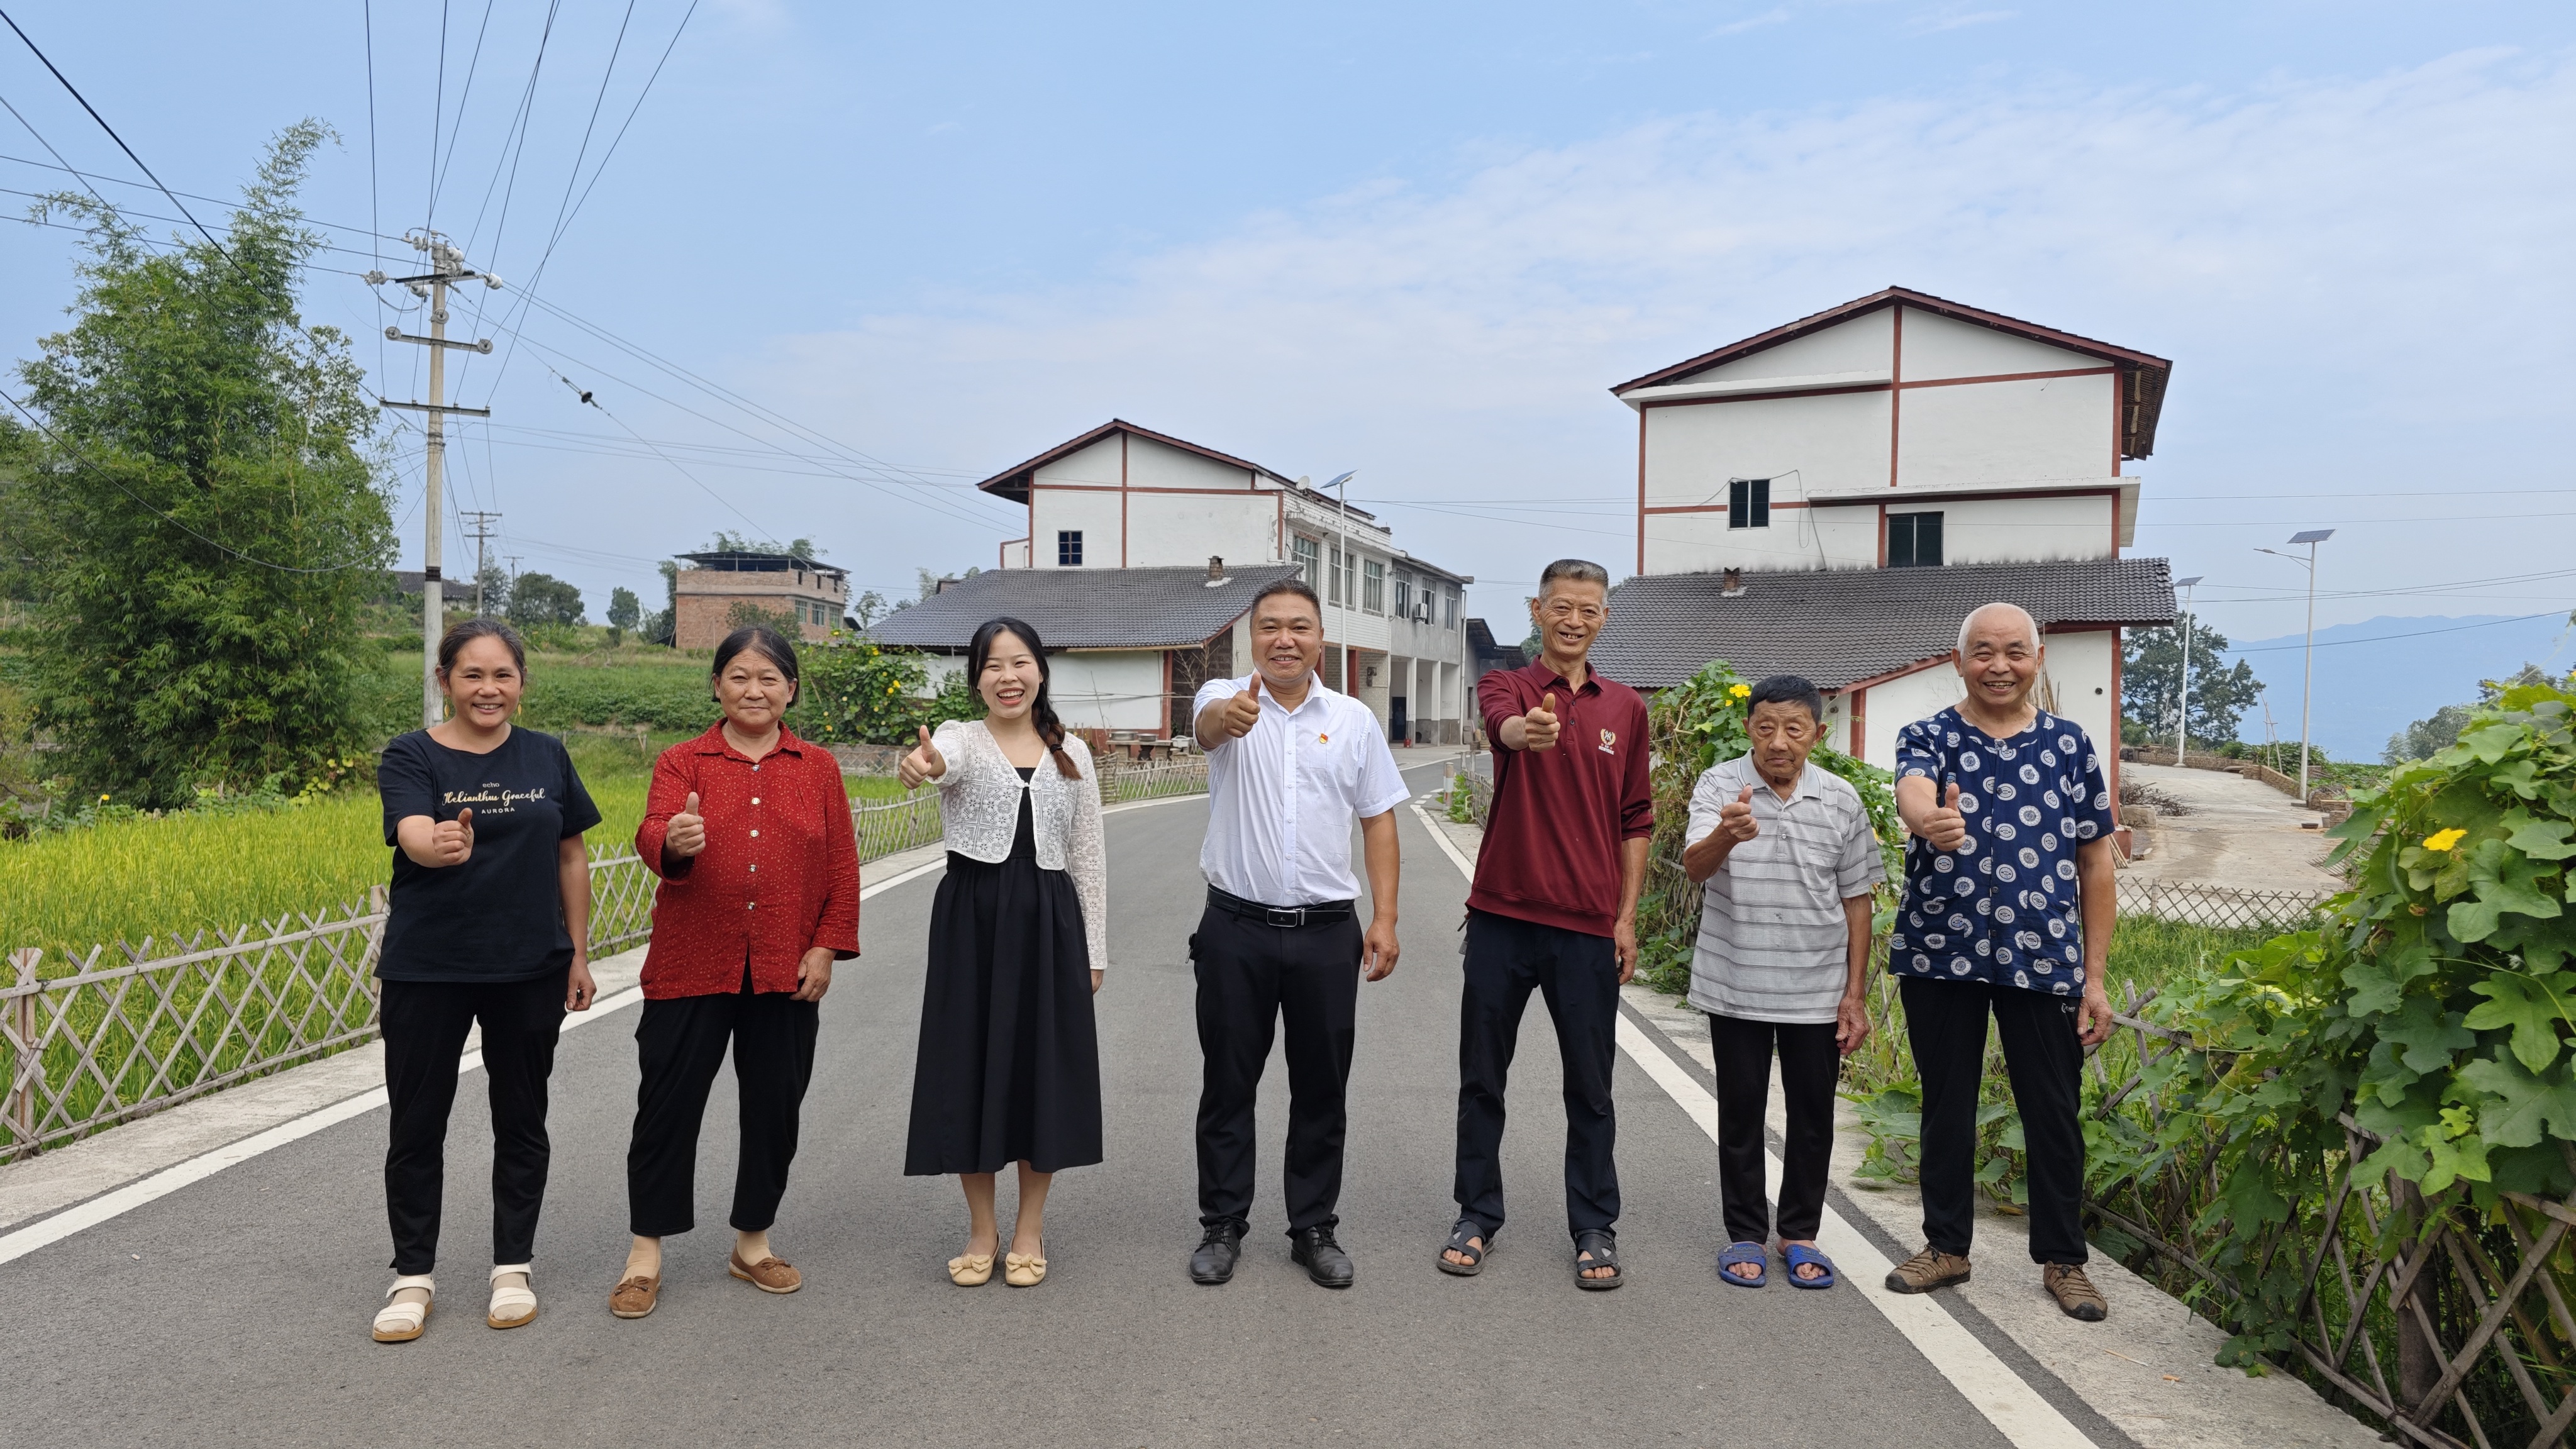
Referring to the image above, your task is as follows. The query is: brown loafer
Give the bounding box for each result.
[1884,1246,1972,1294]
[730,1251,801,1294]
[609,1274,661,1319]
[2045,1262,2109,1321]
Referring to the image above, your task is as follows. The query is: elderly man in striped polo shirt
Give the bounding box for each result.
[1682,674,1884,1291]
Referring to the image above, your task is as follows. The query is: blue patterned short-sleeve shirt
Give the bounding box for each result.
[1889,706,2114,995]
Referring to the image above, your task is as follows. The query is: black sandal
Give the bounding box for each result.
[1573,1230,1623,1290]
[1436,1218,1494,1277]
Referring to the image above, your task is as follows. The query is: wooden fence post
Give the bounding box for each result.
[2390,1177,2445,1419]
[9,947,41,1151]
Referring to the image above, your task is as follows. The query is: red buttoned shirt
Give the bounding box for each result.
[635,724,861,999]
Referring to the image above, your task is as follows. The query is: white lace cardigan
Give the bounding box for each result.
[926,718,1110,972]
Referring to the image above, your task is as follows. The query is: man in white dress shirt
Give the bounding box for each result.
[1186,577,1408,1289]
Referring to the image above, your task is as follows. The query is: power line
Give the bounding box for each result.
[364,0,384,386]
[427,0,499,221]
[536,358,779,540]
[0,92,105,207]
[0,7,233,263]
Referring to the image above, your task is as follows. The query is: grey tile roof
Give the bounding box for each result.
[867,564,1305,652]
[1592,557,2178,691]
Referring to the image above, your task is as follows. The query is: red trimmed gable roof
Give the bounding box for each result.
[1610,287,2175,458]
[975,418,1309,504]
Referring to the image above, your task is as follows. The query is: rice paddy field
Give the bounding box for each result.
[0,727,913,960]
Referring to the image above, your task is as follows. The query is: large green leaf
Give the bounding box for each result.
[2381,1000,2476,1074]
[2462,972,2570,1071]
[2458,1054,2576,1148]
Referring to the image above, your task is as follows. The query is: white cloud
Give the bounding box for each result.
[753,47,2576,620]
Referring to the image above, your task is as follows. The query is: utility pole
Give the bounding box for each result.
[370,232,501,728]
[2257,530,2334,802]
[461,511,502,616]
[1323,470,1356,695]
[2172,575,2203,763]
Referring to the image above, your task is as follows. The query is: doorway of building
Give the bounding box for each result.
[1389,696,1407,743]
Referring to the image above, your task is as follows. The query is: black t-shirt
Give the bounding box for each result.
[377,727,602,982]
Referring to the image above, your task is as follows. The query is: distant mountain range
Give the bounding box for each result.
[2212,613,2574,763]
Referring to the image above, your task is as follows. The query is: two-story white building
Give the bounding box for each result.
[1591,287,2179,812]
[962,419,1477,745]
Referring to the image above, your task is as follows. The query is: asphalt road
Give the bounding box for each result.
[0,760,2021,1448]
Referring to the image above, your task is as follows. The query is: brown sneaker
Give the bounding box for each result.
[1884,1245,1972,1294]
[609,1274,660,1319]
[730,1251,802,1294]
[2044,1262,2107,1321]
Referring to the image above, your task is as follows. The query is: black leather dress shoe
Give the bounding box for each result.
[1290,1226,1355,1288]
[1191,1224,1245,1285]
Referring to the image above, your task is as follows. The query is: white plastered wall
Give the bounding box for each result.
[1127,493,1279,569]
[1935,493,2119,565]
[1896,372,2118,489]
[1850,628,2119,775]
[1897,309,2097,381]
[1043,650,1169,734]
[1676,307,1893,384]
[1028,487,1123,568]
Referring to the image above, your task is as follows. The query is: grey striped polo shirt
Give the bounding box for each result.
[1685,754,1884,1024]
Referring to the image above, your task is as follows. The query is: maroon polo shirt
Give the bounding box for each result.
[1468,659,1653,937]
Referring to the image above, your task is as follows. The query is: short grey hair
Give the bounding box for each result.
[1957,601,2041,657]
[1538,558,1611,592]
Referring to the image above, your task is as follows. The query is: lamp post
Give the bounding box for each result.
[2171,575,2203,763]
[2256,530,2334,802]
[1323,470,1356,694]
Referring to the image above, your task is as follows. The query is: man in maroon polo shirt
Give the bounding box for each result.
[1437,558,1652,1289]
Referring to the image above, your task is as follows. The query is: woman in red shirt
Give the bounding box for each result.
[608,627,860,1320]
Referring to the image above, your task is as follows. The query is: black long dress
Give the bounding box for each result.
[904,768,1104,1175]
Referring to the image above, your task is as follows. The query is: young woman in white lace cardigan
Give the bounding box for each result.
[896,617,1108,1287]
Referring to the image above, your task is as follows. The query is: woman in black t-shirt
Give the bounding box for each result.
[369,619,601,1345]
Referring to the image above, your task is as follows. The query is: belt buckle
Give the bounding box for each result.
[1265,905,1306,928]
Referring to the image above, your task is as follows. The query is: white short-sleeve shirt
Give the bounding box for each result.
[1195,672,1411,908]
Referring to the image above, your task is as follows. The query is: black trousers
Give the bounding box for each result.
[1901,976,2089,1265]
[1193,902,1363,1235]
[1707,1012,1842,1245]
[626,965,821,1238]
[380,969,567,1275]
[1453,908,1621,1241]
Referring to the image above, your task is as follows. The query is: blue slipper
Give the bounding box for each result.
[1783,1243,1839,1289]
[1717,1240,1767,1287]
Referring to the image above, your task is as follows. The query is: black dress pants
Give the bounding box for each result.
[380,969,567,1275]
[1901,976,2089,1265]
[1193,902,1363,1235]
[1453,908,1621,1241]
[1707,1012,1842,1245]
[626,965,821,1238]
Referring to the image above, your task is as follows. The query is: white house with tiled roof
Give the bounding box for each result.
[1602,288,2179,808]
[972,419,1477,745]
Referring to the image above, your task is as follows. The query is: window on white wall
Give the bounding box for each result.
[1888,511,1943,568]
[1292,536,1320,587]
[1728,478,1771,529]
[1445,588,1459,629]
[1362,560,1386,613]
[1057,530,1084,566]
[1394,572,1413,618]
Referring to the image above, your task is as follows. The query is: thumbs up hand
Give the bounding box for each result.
[1719,784,1760,842]
[1924,780,1970,852]
[1521,691,1562,752]
[665,791,707,860]
[429,806,475,867]
[1218,674,1265,740]
[898,724,947,788]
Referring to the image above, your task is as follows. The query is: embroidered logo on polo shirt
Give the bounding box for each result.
[1317,733,1328,743]
[1598,728,1616,754]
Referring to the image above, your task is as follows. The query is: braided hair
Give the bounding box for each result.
[967,616,1081,780]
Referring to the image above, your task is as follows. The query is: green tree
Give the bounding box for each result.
[606,586,641,631]
[472,560,511,618]
[647,559,679,645]
[2122,618,2262,746]
[6,124,395,807]
[506,572,585,626]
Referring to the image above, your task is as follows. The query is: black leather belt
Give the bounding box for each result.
[1207,886,1354,928]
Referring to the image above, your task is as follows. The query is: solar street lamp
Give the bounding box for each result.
[2171,576,2203,763]
[2256,530,2335,801]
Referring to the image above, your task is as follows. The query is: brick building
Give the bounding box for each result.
[672,550,850,650]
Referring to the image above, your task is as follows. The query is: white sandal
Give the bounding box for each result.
[372,1274,435,1343]
[487,1263,537,1329]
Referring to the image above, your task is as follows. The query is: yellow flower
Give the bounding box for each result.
[99,793,110,802]
[1728,683,1751,699]
[2422,828,2467,852]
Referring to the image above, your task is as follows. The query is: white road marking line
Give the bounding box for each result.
[0,850,957,1266]
[1406,798,2094,1449]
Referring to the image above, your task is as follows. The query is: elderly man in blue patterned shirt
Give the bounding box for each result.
[1882,602,2119,1323]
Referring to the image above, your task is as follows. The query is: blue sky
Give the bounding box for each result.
[3,2,2570,729]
